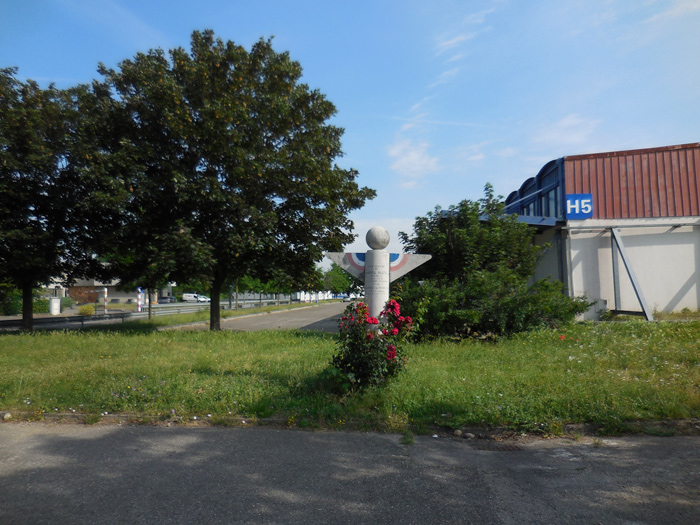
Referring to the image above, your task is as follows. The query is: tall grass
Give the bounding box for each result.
[1,321,698,433]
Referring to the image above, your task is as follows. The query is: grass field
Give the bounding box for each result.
[1,318,699,435]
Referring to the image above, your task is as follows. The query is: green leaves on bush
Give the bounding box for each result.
[0,284,21,315]
[398,185,591,338]
[78,305,95,316]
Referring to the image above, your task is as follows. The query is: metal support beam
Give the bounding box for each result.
[610,228,654,321]
[611,232,621,310]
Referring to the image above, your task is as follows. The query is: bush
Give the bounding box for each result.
[397,185,591,339]
[331,300,413,389]
[61,297,75,309]
[398,267,590,339]
[0,284,21,315]
[78,305,95,316]
[33,299,50,314]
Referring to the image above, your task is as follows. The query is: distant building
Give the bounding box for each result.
[505,142,700,320]
[68,279,174,304]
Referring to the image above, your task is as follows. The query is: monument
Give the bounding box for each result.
[326,226,432,319]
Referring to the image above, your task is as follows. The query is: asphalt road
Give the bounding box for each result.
[215,301,347,333]
[0,301,348,333]
[1,423,699,524]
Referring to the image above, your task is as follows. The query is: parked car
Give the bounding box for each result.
[159,296,177,303]
[196,295,211,303]
[182,293,198,303]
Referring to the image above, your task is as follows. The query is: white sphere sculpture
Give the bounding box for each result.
[366,226,390,250]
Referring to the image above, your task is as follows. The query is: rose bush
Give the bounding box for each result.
[331,300,413,389]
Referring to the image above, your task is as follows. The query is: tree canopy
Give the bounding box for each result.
[94,30,374,329]
[0,69,117,330]
[1,31,374,330]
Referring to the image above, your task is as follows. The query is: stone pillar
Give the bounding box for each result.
[326,225,431,319]
[364,249,390,319]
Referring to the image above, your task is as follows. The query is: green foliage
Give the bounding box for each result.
[398,185,590,338]
[0,68,121,330]
[323,263,354,295]
[0,283,21,315]
[61,297,75,309]
[78,305,95,316]
[95,30,375,329]
[331,300,413,389]
[32,299,49,314]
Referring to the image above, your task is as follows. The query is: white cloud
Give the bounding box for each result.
[533,114,601,147]
[458,141,491,162]
[387,138,440,187]
[463,8,496,26]
[410,97,434,112]
[644,0,700,22]
[428,67,461,88]
[435,34,474,55]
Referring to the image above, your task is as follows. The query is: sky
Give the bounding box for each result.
[2,0,699,259]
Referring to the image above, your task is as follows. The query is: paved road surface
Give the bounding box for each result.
[0,302,348,333]
[1,423,698,524]
[217,302,347,333]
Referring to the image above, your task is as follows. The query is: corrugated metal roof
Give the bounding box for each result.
[564,143,700,219]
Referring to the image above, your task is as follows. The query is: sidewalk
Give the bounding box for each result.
[1,423,698,524]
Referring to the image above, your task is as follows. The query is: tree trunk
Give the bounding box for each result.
[21,282,34,332]
[210,280,223,331]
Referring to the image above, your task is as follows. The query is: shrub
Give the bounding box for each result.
[331,300,413,389]
[78,305,95,316]
[0,284,21,315]
[61,297,75,309]
[397,185,591,339]
[33,299,50,314]
[398,268,591,339]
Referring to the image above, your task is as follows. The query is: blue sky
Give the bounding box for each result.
[2,0,699,257]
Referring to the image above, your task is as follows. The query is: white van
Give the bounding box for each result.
[182,293,199,303]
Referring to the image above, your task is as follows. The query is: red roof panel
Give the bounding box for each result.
[564,143,700,219]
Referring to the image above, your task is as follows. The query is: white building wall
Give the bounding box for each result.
[566,218,700,319]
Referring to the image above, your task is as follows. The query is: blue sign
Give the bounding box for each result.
[566,194,593,219]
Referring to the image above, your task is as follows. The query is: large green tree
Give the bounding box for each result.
[0,69,117,330]
[98,31,374,329]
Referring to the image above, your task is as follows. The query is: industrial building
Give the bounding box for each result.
[505,143,700,320]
